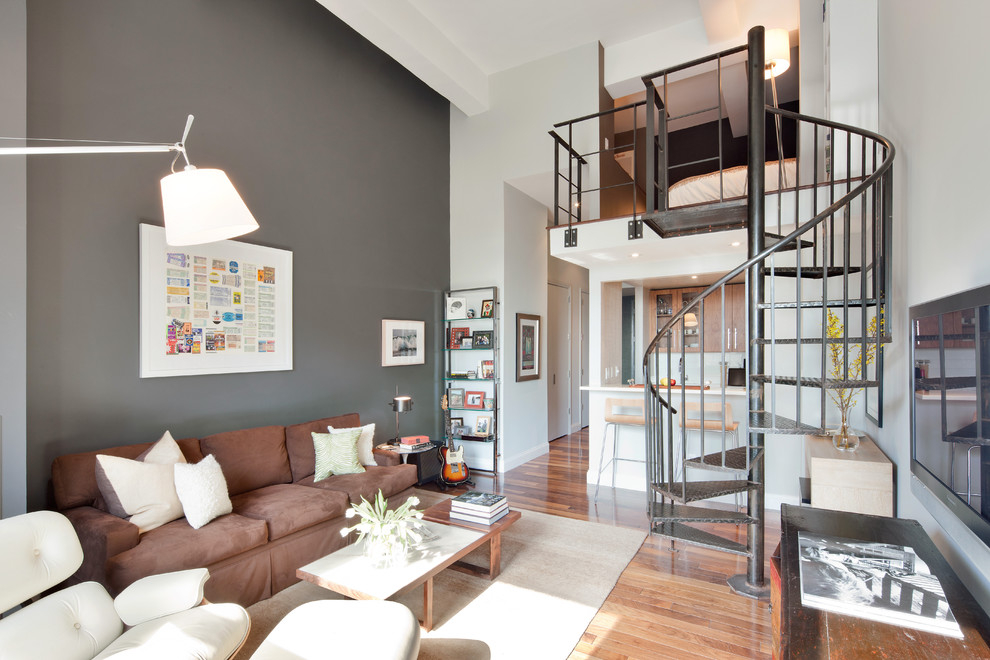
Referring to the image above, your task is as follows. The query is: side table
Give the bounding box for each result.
[377,444,441,486]
[806,434,893,516]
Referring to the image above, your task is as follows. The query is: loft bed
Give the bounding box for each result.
[551,39,800,240]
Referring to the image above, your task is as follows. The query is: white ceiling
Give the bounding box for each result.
[406,0,702,75]
[317,0,800,116]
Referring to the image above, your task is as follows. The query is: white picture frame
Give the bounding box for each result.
[381,319,426,367]
[446,297,467,319]
[139,224,293,378]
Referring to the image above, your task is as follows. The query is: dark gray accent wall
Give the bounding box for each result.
[26,0,450,510]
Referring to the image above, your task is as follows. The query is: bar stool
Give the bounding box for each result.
[594,398,646,502]
[683,401,741,507]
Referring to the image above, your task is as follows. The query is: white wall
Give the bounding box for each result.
[450,42,600,470]
[877,0,990,609]
[0,0,27,517]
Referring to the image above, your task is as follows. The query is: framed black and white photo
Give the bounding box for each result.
[446,297,467,319]
[381,319,425,367]
[474,415,492,437]
[516,313,541,381]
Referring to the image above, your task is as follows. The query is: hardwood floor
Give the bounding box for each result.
[424,429,779,659]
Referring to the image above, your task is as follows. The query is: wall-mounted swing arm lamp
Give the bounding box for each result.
[0,115,259,247]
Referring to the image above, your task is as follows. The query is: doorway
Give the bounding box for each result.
[548,282,571,441]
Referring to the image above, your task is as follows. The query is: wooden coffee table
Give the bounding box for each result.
[297,508,518,631]
[421,498,521,580]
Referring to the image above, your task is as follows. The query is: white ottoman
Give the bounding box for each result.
[249,600,421,660]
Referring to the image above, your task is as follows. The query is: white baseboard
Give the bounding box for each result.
[501,443,549,473]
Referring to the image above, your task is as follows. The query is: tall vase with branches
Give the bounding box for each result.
[826,311,880,451]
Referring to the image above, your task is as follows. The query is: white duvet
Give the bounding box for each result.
[668,158,797,207]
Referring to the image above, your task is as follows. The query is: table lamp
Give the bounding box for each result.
[390,392,413,443]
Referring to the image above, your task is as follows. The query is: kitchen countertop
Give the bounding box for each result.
[582,385,748,396]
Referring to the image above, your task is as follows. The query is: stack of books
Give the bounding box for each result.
[449,491,509,525]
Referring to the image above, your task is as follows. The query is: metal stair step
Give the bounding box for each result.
[684,446,763,473]
[650,502,756,525]
[651,521,751,556]
[763,233,813,252]
[747,411,826,435]
[749,375,880,389]
[761,266,862,278]
[752,334,893,345]
[652,479,756,503]
[757,298,879,309]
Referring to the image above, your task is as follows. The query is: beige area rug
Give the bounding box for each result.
[242,490,646,659]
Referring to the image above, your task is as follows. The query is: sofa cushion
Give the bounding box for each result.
[230,484,349,540]
[95,455,185,533]
[199,426,291,496]
[285,413,361,482]
[52,437,203,511]
[297,464,417,504]
[107,513,268,595]
[173,455,233,529]
[313,429,365,481]
[328,422,378,467]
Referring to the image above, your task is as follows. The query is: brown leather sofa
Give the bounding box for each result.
[50,413,418,607]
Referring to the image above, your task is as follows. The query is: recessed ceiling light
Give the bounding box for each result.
[731,241,741,247]
[691,275,698,279]
[631,252,640,258]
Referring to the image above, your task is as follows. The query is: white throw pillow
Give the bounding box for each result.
[173,454,233,529]
[95,455,184,533]
[328,422,378,466]
[138,430,187,465]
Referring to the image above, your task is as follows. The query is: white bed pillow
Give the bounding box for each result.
[173,454,233,529]
[328,422,378,467]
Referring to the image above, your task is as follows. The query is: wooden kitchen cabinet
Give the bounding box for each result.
[649,283,745,354]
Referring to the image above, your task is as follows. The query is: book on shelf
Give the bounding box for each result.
[450,491,506,512]
[797,532,963,639]
[449,507,510,526]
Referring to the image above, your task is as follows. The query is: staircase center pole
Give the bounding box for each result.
[729,25,769,600]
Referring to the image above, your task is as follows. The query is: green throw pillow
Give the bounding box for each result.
[312,428,366,481]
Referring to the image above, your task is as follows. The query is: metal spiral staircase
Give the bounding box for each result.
[642,28,895,598]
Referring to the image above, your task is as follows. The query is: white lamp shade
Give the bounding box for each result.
[160,167,259,246]
[764,28,791,79]
[684,313,699,327]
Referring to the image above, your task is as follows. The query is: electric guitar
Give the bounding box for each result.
[440,395,470,486]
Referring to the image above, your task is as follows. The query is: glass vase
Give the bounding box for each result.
[363,533,409,568]
[831,412,860,452]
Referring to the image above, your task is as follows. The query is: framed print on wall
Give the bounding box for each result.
[139,223,293,378]
[381,319,426,366]
[516,313,540,381]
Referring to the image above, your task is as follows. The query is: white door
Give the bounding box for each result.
[580,289,590,428]
[548,283,571,441]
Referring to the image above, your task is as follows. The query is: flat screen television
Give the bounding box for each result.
[911,284,990,548]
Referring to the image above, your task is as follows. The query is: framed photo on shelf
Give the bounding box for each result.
[481,359,494,379]
[515,313,541,381]
[452,424,471,437]
[449,416,463,429]
[449,327,470,349]
[474,415,492,437]
[380,319,425,367]
[446,297,467,319]
[461,337,473,349]
[447,388,465,408]
[465,391,485,409]
[480,299,494,318]
[473,330,493,347]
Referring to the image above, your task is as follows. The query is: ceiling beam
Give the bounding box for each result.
[316,0,489,116]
